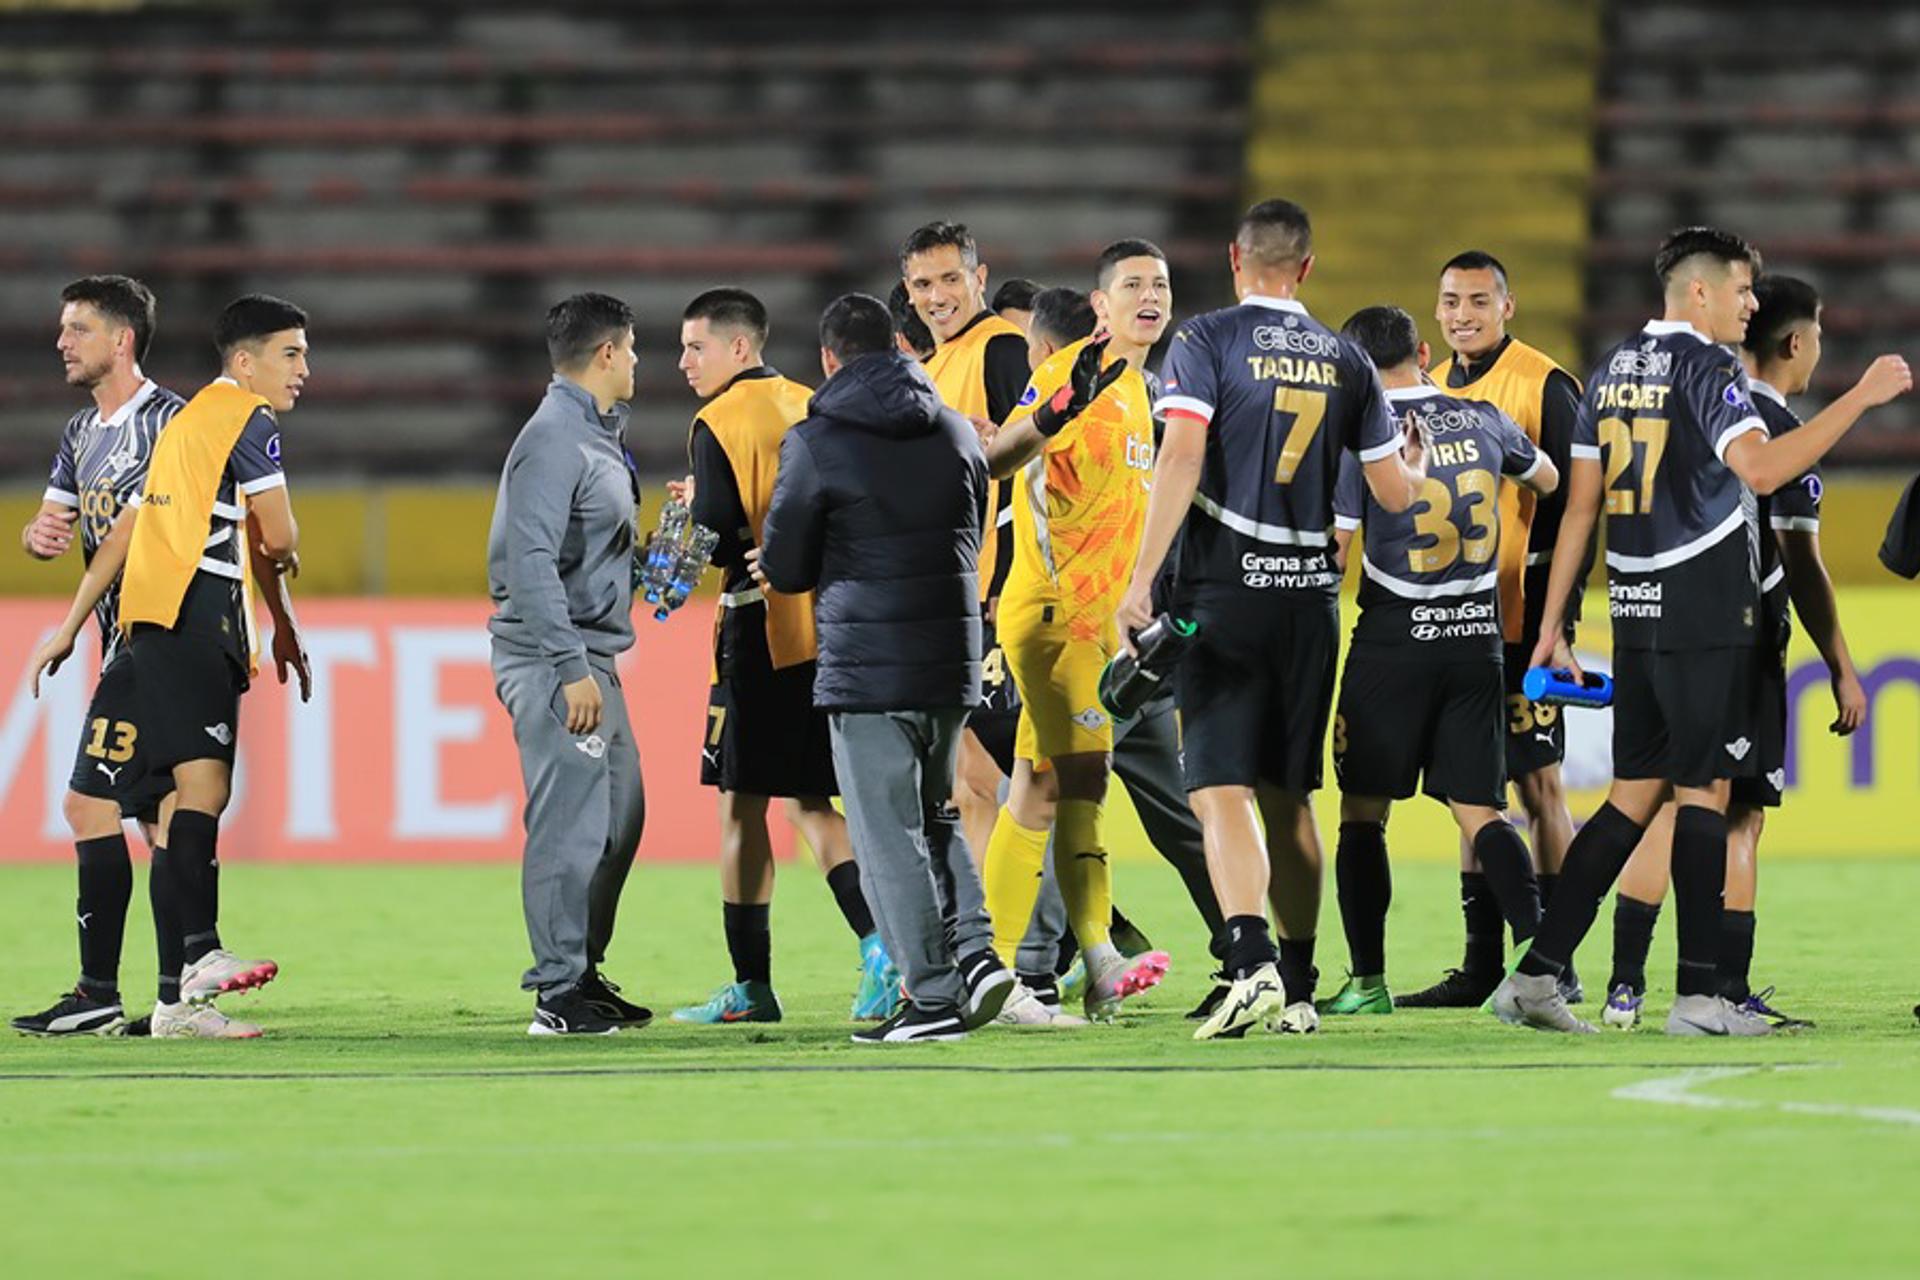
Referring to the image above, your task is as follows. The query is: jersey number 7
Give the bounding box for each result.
[1272,388,1327,484]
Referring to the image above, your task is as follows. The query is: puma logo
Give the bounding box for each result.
[95,762,123,784]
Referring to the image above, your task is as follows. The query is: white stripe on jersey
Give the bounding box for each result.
[1712,415,1767,464]
[1761,563,1786,594]
[1771,515,1819,533]
[1605,505,1747,573]
[1360,554,1500,600]
[1191,491,1329,547]
[1022,454,1059,582]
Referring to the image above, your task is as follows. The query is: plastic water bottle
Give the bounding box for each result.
[654,523,720,621]
[639,501,692,604]
[1098,616,1199,719]
[1521,666,1614,709]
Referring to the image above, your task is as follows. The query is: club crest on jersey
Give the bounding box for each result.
[1071,706,1109,732]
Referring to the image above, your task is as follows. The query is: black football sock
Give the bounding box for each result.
[1609,894,1660,995]
[1460,872,1504,977]
[825,861,876,941]
[1054,925,1081,978]
[1472,820,1542,946]
[1277,935,1318,1006]
[1718,909,1756,1004]
[722,901,772,985]
[1518,804,1646,979]
[1670,806,1728,998]
[166,809,222,965]
[150,845,183,1006]
[1334,820,1390,977]
[1224,913,1277,980]
[75,833,132,1001]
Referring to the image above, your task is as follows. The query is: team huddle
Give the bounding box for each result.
[14,198,1911,1043]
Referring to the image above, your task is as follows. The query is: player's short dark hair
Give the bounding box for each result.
[819,292,896,363]
[1030,287,1097,348]
[1655,226,1762,286]
[1095,239,1169,291]
[887,281,936,359]
[1341,305,1421,372]
[215,294,308,358]
[991,277,1042,315]
[61,274,157,363]
[545,291,634,371]
[683,287,769,347]
[1439,250,1509,293]
[899,221,979,274]
[1236,199,1312,268]
[1743,275,1822,361]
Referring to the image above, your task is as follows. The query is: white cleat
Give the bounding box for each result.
[1491,971,1597,1034]
[1084,948,1171,1022]
[150,1001,261,1039]
[1665,993,1773,1037]
[1193,963,1289,1040]
[1275,1001,1319,1034]
[182,949,279,1003]
[995,983,1090,1029]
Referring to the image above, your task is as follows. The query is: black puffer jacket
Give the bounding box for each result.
[760,351,986,712]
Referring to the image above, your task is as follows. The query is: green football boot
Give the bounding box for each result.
[1316,973,1393,1015]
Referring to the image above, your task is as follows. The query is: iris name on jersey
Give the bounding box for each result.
[1574,321,1764,650]
[1334,388,1541,659]
[1155,296,1400,600]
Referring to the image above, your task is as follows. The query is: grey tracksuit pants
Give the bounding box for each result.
[1016,691,1227,974]
[829,708,990,1011]
[492,643,646,996]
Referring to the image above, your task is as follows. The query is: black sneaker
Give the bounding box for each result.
[958,949,1016,1030]
[11,989,126,1037]
[1393,968,1499,1009]
[851,1002,967,1044]
[529,988,620,1036]
[578,970,653,1028]
[1559,962,1586,1005]
[1187,971,1231,1020]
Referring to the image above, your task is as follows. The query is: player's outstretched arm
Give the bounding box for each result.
[987,338,1126,479]
[1520,452,1560,498]
[1526,456,1603,676]
[1116,411,1204,644]
[21,500,77,560]
[27,508,135,695]
[1781,527,1865,735]
[1725,356,1913,495]
[1360,414,1427,514]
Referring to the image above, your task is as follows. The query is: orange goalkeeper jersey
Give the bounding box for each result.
[1003,339,1156,643]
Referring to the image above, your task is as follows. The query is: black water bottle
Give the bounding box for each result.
[1098,616,1198,720]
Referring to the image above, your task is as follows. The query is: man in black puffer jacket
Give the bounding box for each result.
[756,293,1013,1043]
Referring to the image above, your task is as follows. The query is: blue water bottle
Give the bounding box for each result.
[1522,666,1614,708]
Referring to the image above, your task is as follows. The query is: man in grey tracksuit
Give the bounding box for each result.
[488,292,651,1036]
[757,292,1013,1044]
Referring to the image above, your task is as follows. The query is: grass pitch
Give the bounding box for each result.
[3,856,1918,1279]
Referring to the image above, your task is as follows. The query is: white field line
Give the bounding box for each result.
[1613,1067,1920,1128]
